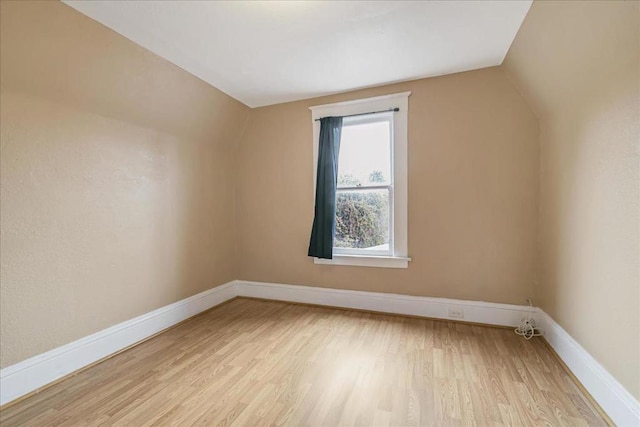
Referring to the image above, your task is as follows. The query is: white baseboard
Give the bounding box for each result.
[3,279,637,426]
[234,280,528,327]
[537,311,640,426]
[0,281,237,407]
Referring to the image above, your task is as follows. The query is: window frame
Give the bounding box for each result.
[310,92,411,269]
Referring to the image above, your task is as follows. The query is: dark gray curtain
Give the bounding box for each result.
[308,116,343,259]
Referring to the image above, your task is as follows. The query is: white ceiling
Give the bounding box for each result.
[63,0,532,108]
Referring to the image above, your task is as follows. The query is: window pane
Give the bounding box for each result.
[335,189,390,251]
[337,120,391,187]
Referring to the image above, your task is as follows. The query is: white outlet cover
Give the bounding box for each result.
[448,307,464,319]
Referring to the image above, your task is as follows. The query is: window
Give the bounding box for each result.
[310,92,410,268]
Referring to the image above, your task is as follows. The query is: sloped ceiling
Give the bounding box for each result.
[64,0,532,107]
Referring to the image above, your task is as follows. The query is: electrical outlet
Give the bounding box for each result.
[448,306,464,319]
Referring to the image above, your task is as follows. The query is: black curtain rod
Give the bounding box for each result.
[315,107,399,121]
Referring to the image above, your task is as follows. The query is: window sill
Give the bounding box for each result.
[314,254,411,269]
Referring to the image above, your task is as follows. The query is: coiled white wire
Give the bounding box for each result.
[515,299,543,340]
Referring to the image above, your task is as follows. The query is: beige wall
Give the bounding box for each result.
[0,1,249,368]
[236,67,540,305]
[504,1,640,399]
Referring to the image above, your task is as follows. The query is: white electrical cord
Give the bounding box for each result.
[515,299,543,340]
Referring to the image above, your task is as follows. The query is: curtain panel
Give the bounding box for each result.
[308,116,343,259]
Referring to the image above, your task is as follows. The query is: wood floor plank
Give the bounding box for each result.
[0,298,609,426]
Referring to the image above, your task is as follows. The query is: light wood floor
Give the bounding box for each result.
[1,298,608,426]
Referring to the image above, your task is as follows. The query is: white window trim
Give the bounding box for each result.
[309,92,411,269]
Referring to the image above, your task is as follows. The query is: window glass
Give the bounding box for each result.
[335,116,392,255]
[337,120,391,188]
[335,188,390,252]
